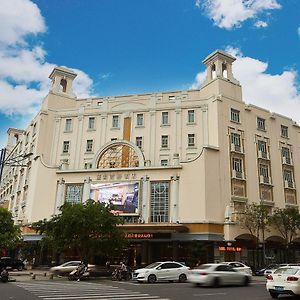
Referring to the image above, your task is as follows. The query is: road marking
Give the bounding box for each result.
[193,292,227,297]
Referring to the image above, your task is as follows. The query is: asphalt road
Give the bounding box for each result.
[2,278,300,300]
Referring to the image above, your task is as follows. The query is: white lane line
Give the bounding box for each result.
[37,291,142,298]
[193,292,227,297]
[43,295,159,300]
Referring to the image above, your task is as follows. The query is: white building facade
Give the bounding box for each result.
[1,50,300,266]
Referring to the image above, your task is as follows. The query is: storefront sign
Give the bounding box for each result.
[96,173,137,181]
[218,246,242,252]
[125,232,171,239]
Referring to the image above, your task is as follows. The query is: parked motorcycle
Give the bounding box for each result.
[0,268,9,283]
[68,263,89,281]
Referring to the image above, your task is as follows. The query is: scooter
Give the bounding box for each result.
[111,267,132,281]
[0,269,9,283]
[68,264,90,281]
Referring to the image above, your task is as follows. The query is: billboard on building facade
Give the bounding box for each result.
[90,181,139,214]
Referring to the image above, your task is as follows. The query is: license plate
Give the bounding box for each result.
[275,286,284,291]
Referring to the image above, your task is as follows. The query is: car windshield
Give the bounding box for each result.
[144,262,161,269]
[274,267,299,275]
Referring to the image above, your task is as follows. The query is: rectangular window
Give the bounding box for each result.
[257,117,266,131]
[258,140,267,153]
[136,113,144,126]
[160,159,168,166]
[232,158,242,173]
[161,112,169,125]
[281,125,289,138]
[65,119,72,132]
[230,108,240,123]
[84,163,92,169]
[136,136,143,149]
[169,95,175,101]
[259,164,269,182]
[88,117,95,130]
[283,169,293,185]
[65,184,83,204]
[161,135,169,148]
[112,115,119,128]
[188,134,195,147]
[86,139,93,152]
[188,110,195,123]
[282,147,291,164]
[63,141,70,153]
[150,182,169,223]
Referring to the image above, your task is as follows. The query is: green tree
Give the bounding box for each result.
[0,207,21,250]
[33,200,126,263]
[239,203,270,267]
[269,206,300,263]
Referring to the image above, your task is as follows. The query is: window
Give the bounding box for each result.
[88,117,95,130]
[65,184,82,204]
[65,119,72,132]
[63,141,70,153]
[232,158,242,173]
[258,140,267,154]
[84,163,92,169]
[282,147,291,164]
[231,133,241,152]
[112,115,119,128]
[188,110,195,123]
[161,135,169,148]
[136,113,144,126]
[86,139,93,152]
[283,170,293,187]
[281,125,289,138]
[32,123,37,135]
[257,117,266,131]
[150,182,169,223]
[230,108,240,123]
[161,112,169,125]
[188,134,195,147]
[169,95,175,101]
[111,138,117,141]
[161,159,168,166]
[136,136,143,149]
[259,164,269,182]
[25,132,29,144]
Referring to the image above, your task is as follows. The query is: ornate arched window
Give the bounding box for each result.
[97,143,140,169]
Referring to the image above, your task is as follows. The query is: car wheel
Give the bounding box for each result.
[147,274,157,284]
[213,277,219,288]
[243,276,249,286]
[17,265,23,271]
[179,274,187,283]
[269,291,278,298]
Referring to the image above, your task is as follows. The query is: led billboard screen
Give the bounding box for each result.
[90,181,139,214]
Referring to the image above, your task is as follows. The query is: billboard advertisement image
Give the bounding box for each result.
[90,181,139,214]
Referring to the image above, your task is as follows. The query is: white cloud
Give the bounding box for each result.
[254,20,268,28]
[298,26,300,36]
[191,47,300,124]
[0,0,94,117]
[196,0,281,29]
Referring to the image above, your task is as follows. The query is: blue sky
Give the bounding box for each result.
[0,0,300,148]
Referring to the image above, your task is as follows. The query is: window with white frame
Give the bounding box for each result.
[65,119,72,132]
[281,125,289,138]
[259,163,269,180]
[150,182,169,223]
[188,110,195,123]
[88,117,95,130]
[257,117,266,131]
[136,113,144,126]
[161,135,169,148]
[160,159,168,166]
[231,133,241,150]
[63,141,70,153]
[136,136,143,149]
[283,169,293,186]
[112,115,120,128]
[232,157,242,173]
[188,134,195,147]
[86,139,93,152]
[230,108,240,123]
[65,184,83,204]
[282,147,291,164]
[161,112,169,125]
[258,140,267,154]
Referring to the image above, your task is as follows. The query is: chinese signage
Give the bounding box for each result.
[218,246,242,252]
[125,232,171,240]
[96,173,137,181]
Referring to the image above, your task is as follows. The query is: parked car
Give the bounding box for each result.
[223,261,252,275]
[188,263,251,287]
[132,261,189,283]
[0,257,25,271]
[266,266,300,298]
[50,261,95,276]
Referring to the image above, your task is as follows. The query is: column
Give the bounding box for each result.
[201,106,208,146]
[82,177,91,203]
[170,175,179,223]
[141,175,150,223]
[100,114,108,147]
[51,117,61,164]
[54,178,65,214]
[149,110,156,166]
[75,115,83,169]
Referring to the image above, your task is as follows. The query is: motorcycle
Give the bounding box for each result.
[68,264,90,281]
[0,269,9,283]
[111,266,132,281]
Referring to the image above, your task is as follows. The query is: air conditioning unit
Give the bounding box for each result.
[284,180,295,189]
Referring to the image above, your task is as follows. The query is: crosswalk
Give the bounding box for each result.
[13,281,170,300]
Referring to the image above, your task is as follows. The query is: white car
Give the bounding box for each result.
[188,263,251,287]
[50,261,95,276]
[223,261,252,275]
[266,266,300,298]
[132,261,189,283]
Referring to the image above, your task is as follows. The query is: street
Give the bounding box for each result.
[2,278,300,300]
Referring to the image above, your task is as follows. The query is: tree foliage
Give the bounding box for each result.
[33,200,126,262]
[0,207,21,250]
